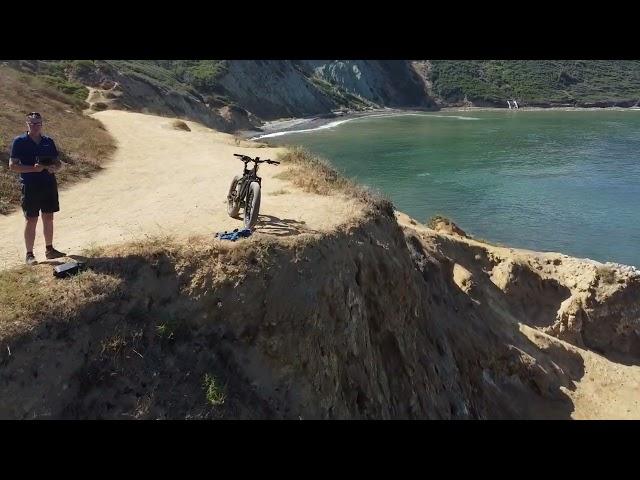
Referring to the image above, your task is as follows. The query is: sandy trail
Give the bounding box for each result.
[0,110,361,269]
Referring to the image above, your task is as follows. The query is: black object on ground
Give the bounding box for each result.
[53,261,86,278]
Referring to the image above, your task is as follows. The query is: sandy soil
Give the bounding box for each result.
[521,325,640,420]
[396,211,640,420]
[0,110,362,269]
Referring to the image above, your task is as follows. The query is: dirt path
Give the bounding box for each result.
[0,110,361,269]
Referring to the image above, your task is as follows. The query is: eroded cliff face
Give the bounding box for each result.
[301,60,435,109]
[215,60,435,120]
[49,60,437,124]
[216,61,338,120]
[2,208,637,419]
[409,213,640,363]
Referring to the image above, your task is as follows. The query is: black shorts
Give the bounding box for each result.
[21,181,60,218]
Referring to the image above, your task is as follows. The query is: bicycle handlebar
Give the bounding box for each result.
[233,153,280,165]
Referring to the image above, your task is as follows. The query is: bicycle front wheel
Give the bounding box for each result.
[244,182,261,228]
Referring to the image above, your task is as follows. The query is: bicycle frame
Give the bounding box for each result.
[234,160,262,204]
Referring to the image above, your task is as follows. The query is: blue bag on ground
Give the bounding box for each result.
[214,228,252,241]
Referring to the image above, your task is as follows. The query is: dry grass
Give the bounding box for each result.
[596,265,617,285]
[276,146,393,216]
[0,266,52,321]
[0,224,340,347]
[427,214,471,239]
[0,168,20,214]
[276,146,352,195]
[0,66,116,215]
[81,232,278,282]
[270,188,290,196]
[427,215,454,229]
[0,231,279,341]
[0,265,122,342]
[171,120,191,132]
[81,242,106,258]
[101,334,127,356]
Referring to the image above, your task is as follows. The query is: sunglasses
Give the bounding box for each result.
[27,112,42,125]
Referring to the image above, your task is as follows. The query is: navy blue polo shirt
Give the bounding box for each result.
[10,133,59,185]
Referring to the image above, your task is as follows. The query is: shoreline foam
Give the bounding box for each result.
[243,106,640,140]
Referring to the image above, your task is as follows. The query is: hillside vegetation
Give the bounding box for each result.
[429,60,640,107]
[0,66,116,214]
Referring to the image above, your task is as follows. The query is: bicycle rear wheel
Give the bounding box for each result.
[227,175,242,218]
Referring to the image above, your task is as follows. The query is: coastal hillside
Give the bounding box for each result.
[416,60,640,107]
[6,60,639,132]
[1,108,639,419]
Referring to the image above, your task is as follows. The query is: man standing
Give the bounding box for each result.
[9,112,66,265]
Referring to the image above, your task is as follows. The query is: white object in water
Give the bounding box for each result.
[513,100,519,109]
[507,100,512,109]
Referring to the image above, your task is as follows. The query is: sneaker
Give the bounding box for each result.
[25,253,37,266]
[45,247,66,260]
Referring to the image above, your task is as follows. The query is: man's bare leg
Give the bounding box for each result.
[24,216,38,264]
[42,212,54,246]
[25,216,38,253]
[42,212,65,259]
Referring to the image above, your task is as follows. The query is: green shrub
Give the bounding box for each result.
[203,373,226,407]
[91,102,108,111]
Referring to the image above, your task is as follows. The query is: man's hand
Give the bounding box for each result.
[9,158,51,173]
[47,160,63,173]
